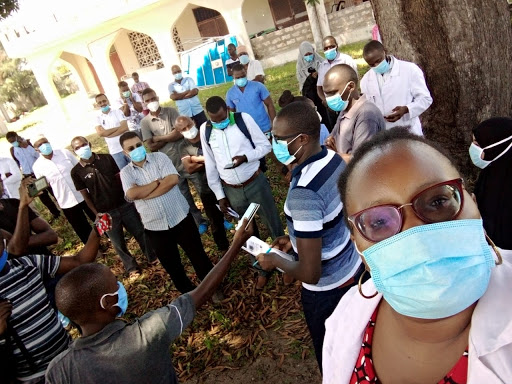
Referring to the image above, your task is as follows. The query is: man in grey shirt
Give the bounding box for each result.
[140,88,207,230]
[45,220,255,384]
[322,64,385,163]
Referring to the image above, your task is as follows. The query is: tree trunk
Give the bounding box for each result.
[370,0,512,182]
[315,0,332,39]
[306,2,324,50]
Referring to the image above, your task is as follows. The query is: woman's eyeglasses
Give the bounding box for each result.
[348,178,465,243]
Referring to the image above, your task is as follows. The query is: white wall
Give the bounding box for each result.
[242,0,275,36]
[174,5,202,51]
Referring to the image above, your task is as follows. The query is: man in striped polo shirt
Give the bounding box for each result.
[256,102,366,370]
[0,177,103,383]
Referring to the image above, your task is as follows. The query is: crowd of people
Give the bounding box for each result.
[0,37,510,384]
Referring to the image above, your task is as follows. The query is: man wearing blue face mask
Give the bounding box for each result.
[361,40,433,135]
[316,36,357,124]
[226,64,276,135]
[322,64,385,163]
[255,102,364,369]
[32,135,99,249]
[168,65,207,129]
[119,132,216,295]
[237,45,265,83]
[0,177,105,384]
[202,96,284,289]
[45,220,254,384]
[116,81,144,134]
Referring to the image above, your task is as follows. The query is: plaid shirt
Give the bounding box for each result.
[120,152,189,230]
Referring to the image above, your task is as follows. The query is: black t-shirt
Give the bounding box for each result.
[70,153,126,213]
[0,198,50,255]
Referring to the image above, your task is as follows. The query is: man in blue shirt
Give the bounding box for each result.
[225,64,276,134]
[168,65,207,128]
[255,101,366,370]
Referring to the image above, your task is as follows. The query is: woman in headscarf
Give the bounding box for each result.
[296,41,323,90]
[471,117,512,249]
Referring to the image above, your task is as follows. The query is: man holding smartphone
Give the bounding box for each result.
[202,96,284,288]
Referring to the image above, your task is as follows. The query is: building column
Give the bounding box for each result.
[88,36,122,100]
[315,0,332,38]
[306,3,323,50]
[220,7,255,59]
[27,54,69,120]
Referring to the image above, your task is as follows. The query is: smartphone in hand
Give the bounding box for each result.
[224,163,236,169]
[27,176,49,197]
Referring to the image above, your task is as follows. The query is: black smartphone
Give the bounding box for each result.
[27,176,49,197]
[224,162,236,169]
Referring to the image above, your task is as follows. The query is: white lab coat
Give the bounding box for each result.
[0,157,22,198]
[322,248,512,384]
[360,57,432,136]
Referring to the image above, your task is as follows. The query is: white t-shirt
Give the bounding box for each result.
[247,60,265,81]
[95,109,127,155]
[32,149,83,209]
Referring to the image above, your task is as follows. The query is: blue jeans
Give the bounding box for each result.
[111,152,130,170]
[301,265,366,371]
[106,203,156,271]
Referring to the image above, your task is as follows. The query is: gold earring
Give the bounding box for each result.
[485,234,503,265]
[358,269,378,299]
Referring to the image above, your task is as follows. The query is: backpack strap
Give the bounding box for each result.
[205,120,213,147]
[233,112,256,149]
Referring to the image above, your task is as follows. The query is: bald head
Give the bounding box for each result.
[323,35,337,51]
[171,65,181,75]
[323,64,358,94]
[56,264,115,325]
[175,115,194,132]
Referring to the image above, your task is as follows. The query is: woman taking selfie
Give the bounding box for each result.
[322,129,511,384]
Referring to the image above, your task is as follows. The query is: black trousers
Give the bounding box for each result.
[145,214,214,293]
[200,191,229,251]
[62,201,95,245]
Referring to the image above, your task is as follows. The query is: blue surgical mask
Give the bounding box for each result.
[129,145,146,162]
[11,141,19,147]
[469,135,512,169]
[325,82,352,112]
[75,145,92,160]
[359,219,495,319]
[101,105,110,113]
[324,47,338,61]
[272,134,303,165]
[239,54,250,65]
[212,117,230,130]
[304,54,314,63]
[235,77,248,88]
[373,58,391,74]
[0,239,8,272]
[174,72,183,81]
[39,143,53,156]
[100,281,128,317]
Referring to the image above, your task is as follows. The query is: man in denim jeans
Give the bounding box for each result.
[70,136,155,276]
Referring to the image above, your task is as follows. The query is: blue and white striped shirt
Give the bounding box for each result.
[285,147,360,291]
[120,152,189,231]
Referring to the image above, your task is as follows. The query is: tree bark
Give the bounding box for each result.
[306,2,324,50]
[370,0,512,181]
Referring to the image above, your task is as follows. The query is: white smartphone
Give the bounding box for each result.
[236,202,260,230]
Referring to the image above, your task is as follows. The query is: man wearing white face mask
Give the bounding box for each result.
[175,116,230,251]
[322,64,385,163]
[168,65,207,128]
[141,88,209,232]
[361,40,433,135]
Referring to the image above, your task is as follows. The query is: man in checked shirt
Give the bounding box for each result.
[119,131,217,295]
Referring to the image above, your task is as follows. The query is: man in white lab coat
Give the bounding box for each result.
[360,40,433,136]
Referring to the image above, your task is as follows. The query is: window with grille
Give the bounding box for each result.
[172,27,184,52]
[128,31,163,69]
[192,7,221,23]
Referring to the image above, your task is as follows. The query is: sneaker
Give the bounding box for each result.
[199,223,208,235]
[223,220,234,230]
